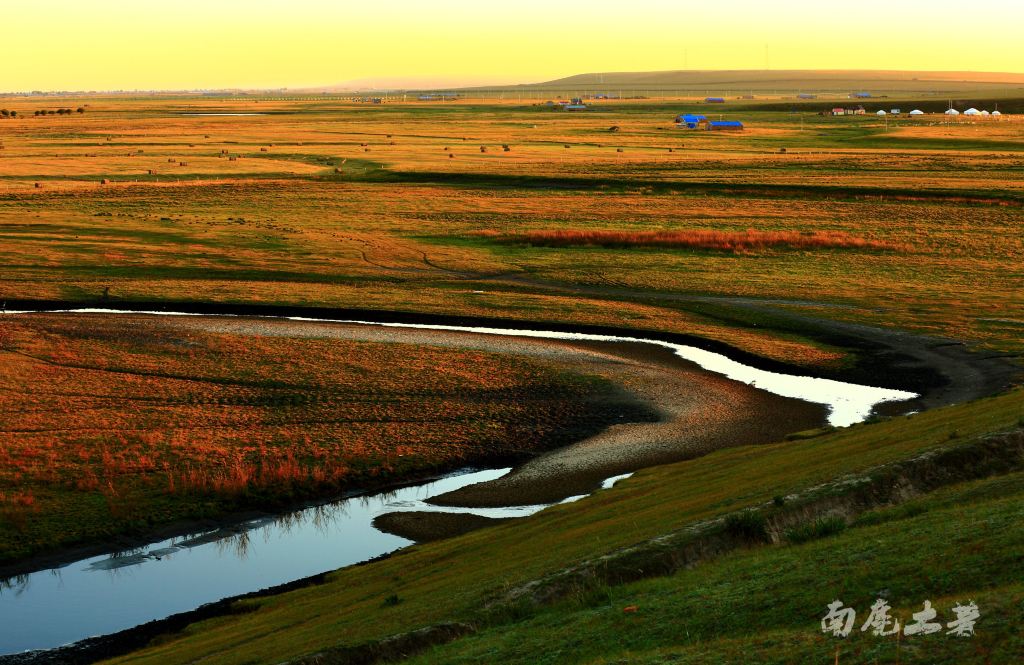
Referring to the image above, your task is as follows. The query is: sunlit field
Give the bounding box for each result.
[1,96,1021,355]
[0,313,620,562]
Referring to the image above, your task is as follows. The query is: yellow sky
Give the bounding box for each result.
[5,0,1023,91]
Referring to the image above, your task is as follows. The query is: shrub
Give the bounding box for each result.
[724,511,769,542]
[785,516,847,544]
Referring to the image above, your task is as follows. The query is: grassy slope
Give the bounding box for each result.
[107,388,1024,664]
[410,472,1024,664]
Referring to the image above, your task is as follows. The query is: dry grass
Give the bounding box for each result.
[0,314,610,560]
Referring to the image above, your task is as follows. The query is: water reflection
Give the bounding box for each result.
[0,467,521,654]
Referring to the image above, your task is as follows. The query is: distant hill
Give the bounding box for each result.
[522,69,1024,92]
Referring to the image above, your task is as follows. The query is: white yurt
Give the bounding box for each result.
[963,108,981,116]
[909,109,925,116]
[992,110,1002,117]
[980,110,990,116]
[945,108,960,116]
[876,109,887,116]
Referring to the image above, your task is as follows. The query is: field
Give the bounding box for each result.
[1,95,1021,355]
[0,314,625,565]
[0,88,1022,663]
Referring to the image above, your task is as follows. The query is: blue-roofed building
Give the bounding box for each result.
[675,113,707,128]
[705,97,725,103]
[853,92,872,99]
[707,120,744,131]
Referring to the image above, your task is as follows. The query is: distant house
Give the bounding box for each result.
[797,94,817,100]
[675,113,707,128]
[830,106,866,116]
[853,92,872,99]
[707,120,744,131]
[564,97,588,111]
[890,109,901,115]
[705,97,725,103]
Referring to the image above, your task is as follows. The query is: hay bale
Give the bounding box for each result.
[147,170,155,175]
[334,167,343,173]
[449,153,455,159]
[564,144,571,149]
[229,157,237,162]
[260,147,268,152]
[100,178,110,185]
[179,161,187,166]
[480,146,487,153]
[616,148,624,153]
[168,158,176,163]
[34,182,42,188]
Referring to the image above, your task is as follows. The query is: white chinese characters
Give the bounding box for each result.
[821,599,979,638]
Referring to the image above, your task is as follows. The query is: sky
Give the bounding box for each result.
[5,0,1024,91]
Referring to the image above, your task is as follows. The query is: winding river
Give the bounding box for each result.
[0,309,917,655]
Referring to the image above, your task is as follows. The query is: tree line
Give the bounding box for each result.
[0,107,86,118]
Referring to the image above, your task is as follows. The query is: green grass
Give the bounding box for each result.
[409,472,1024,664]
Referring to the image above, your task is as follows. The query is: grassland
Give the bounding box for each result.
[0,91,1022,663]
[1,95,1021,355]
[0,314,625,566]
